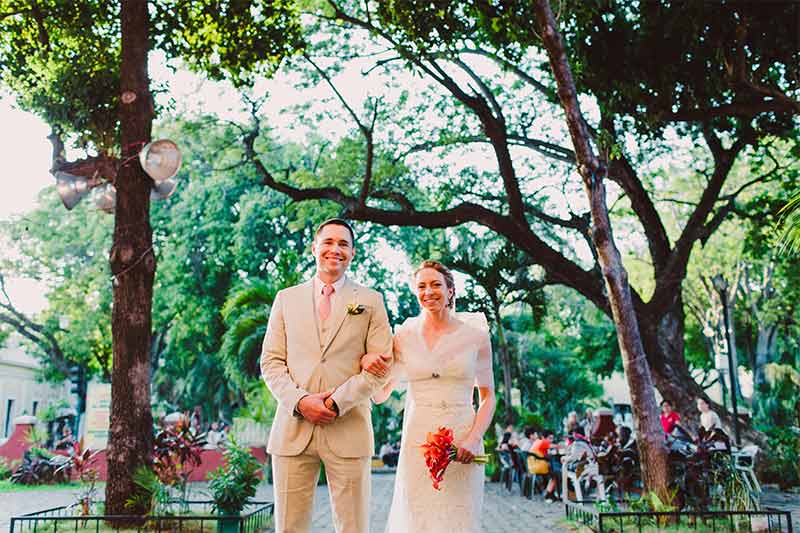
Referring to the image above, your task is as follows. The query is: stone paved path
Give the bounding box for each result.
[2,476,798,532]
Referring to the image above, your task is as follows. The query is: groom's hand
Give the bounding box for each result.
[360,352,391,378]
[297,389,337,425]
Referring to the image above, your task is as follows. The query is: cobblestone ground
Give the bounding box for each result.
[2,477,798,533]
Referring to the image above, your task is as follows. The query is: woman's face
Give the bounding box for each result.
[415,267,451,314]
[696,398,708,413]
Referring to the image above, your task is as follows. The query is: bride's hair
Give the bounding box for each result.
[413,260,456,309]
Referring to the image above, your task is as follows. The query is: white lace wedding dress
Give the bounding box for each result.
[384,314,494,533]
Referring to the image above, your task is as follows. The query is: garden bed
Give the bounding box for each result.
[10,500,274,533]
[565,500,794,533]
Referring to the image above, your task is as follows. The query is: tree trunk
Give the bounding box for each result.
[753,324,777,394]
[642,306,768,447]
[533,0,671,501]
[104,0,155,518]
[492,305,515,425]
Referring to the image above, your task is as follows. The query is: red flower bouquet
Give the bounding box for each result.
[420,427,489,490]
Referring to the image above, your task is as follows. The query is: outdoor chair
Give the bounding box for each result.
[517,450,549,499]
[561,439,607,502]
[510,447,527,493]
[497,449,515,491]
[733,444,761,495]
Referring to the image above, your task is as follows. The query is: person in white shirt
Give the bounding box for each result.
[517,426,538,452]
[697,397,721,432]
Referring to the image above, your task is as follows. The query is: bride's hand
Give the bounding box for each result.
[360,352,391,378]
[455,437,482,464]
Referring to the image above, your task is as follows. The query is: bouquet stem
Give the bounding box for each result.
[447,446,489,464]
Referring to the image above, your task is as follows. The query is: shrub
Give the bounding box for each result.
[760,426,800,490]
[207,439,261,515]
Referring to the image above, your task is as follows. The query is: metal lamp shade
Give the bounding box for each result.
[151,176,178,201]
[92,183,116,214]
[55,171,92,210]
[139,139,181,183]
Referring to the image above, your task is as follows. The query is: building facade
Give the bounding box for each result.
[0,337,71,441]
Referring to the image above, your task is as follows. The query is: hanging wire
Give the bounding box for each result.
[110,245,154,286]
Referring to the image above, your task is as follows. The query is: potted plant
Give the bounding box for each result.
[207,439,261,533]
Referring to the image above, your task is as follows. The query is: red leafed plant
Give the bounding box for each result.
[420,427,488,490]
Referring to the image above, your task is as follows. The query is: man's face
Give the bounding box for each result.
[312,223,355,279]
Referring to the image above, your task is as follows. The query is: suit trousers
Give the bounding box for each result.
[272,424,371,533]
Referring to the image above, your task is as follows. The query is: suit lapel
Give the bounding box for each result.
[321,279,355,356]
[302,279,323,355]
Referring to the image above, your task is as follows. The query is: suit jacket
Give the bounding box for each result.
[260,277,393,457]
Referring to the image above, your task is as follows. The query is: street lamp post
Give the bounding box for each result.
[712,274,741,447]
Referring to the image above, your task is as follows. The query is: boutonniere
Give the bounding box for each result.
[346,303,366,315]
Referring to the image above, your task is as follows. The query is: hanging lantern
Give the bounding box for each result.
[55,171,93,210]
[151,177,178,201]
[139,139,182,183]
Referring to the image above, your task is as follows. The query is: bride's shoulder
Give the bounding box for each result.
[393,316,420,337]
[455,312,490,336]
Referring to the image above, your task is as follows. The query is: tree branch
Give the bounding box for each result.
[649,125,754,316]
[460,47,558,102]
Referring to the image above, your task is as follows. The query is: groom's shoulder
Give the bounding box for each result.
[276,280,310,298]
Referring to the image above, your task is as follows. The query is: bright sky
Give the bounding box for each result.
[0,97,53,314]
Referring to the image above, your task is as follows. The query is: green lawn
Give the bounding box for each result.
[0,479,89,492]
[8,513,273,533]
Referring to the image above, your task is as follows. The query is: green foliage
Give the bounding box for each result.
[778,189,800,255]
[154,0,304,87]
[207,439,262,515]
[0,1,120,148]
[125,466,174,517]
[219,280,275,390]
[37,400,71,424]
[563,2,799,138]
[0,457,18,480]
[234,384,277,425]
[761,426,800,490]
[515,338,603,432]
[24,426,48,447]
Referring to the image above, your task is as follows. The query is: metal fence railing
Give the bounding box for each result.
[9,500,274,533]
[565,500,794,533]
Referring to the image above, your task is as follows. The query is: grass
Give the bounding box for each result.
[565,512,776,533]
[0,479,89,492]
[10,513,274,533]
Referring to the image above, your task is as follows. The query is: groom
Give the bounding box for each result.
[260,218,393,533]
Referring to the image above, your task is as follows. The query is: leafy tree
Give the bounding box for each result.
[228,2,798,457]
[0,1,302,514]
[515,340,603,434]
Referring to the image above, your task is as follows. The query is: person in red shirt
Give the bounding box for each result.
[660,399,681,435]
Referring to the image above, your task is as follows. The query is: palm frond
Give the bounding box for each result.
[777,190,800,255]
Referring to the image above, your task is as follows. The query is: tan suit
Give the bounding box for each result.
[261,277,393,533]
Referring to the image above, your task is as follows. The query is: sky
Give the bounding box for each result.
[0,97,53,314]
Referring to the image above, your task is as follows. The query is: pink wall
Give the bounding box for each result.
[85,446,268,482]
[0,421,34,463]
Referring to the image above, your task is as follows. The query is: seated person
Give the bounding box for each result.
[498,430,515,451]
[517,426,538,452]
[590,409,616,445]
[530,430,562,502]
[205,422,223,449]
[380,441,399,467]
[659,399,681,435]
[54,426,75,453]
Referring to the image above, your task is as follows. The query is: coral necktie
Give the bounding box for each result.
[319,284,334,321]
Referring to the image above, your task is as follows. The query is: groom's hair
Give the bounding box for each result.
[314,218,356,245]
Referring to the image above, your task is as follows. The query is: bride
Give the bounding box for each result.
[361,260,496,532]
